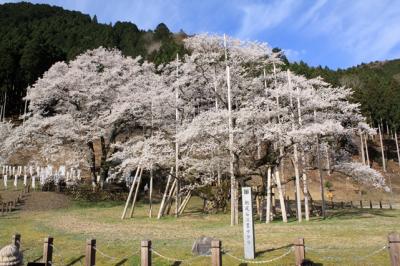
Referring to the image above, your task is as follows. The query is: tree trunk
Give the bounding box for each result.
[99,136,109,182]
[378,124,387,172]
[274,167,287,222]
[325,145,331,175]
[86,140,96,185]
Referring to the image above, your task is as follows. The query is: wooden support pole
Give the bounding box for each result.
[178,191,192,215]
[360,200,363,209]
[351,201,353,208]
[43,236,53,266]
[211,239,222,266]
[294,238,305,266]
[388,232,400,266]
[121,166,140,220]
[141,240,151,266]
[165,179,177,215]
[157,167,173,219]
[12,233,21,249]
[370,200,373,209]
[130,168,143,217]
[85,239,96,266]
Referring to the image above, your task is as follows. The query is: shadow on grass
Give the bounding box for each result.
[255,243,293,257]
[325,209,397,220]
[65,255,84,266]
[72,200,125,209]
[114,258,128,266]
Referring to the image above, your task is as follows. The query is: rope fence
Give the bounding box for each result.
[1,232,399,266]
[223,247,293,264]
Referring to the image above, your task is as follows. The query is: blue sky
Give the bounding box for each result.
[2,0,400,69]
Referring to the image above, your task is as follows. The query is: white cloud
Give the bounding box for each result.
[236,0,299,39]
[284,48,306,62]
[296,0,400,63]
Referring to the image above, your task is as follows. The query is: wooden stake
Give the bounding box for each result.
[211,240,222,266]
[178,191,192,215]
[130,167,144,217]
[379,123,387,172]
[266,167,272,223]
[294,238,305,266]
[121,166,141,219]
[85,239,96,266]
[166,179,177,215]
[360,131,366,164]
[157,167,173,219]
[149,167,153,218]
[388,232,400,266]
[365,134,370,166]
[141,240,151,266]
[274,167,287,223]
[395,131,400,167]
[43,236,53,266]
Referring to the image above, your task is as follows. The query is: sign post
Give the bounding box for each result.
[242,187,255,259]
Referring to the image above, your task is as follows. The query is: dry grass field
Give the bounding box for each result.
[1,184,400,266]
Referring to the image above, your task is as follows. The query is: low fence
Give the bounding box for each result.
[3,232,399,266]
[325,199,393,210]
[0,185,30,216]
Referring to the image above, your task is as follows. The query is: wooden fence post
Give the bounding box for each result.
[360,200,363,208]
[370,200,373,209]
[1,202,5,215]
[43,236,53,266]
[12,234,21,249]
[380,201,383,209]
[388,232,400,266]
[294,238,305,266]
[341,202,344,209]
[8,201,12,212]
[351,201,353,208]
[141,240,151,266]
[211,239,222,266]
[85,239,96,266]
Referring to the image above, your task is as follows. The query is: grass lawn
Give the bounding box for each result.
[1,188,399,266]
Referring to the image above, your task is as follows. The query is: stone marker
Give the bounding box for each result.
[192,236,213,255]
[242,187,255,259]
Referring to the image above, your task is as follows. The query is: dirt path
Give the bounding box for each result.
[0,190,71,211]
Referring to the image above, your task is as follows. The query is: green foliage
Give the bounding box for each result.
[324,180,333,190]
[0,2,185,117]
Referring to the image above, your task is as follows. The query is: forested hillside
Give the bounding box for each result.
[1,2,400,131]
[0,2,185,117]
[289,60,400,129]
